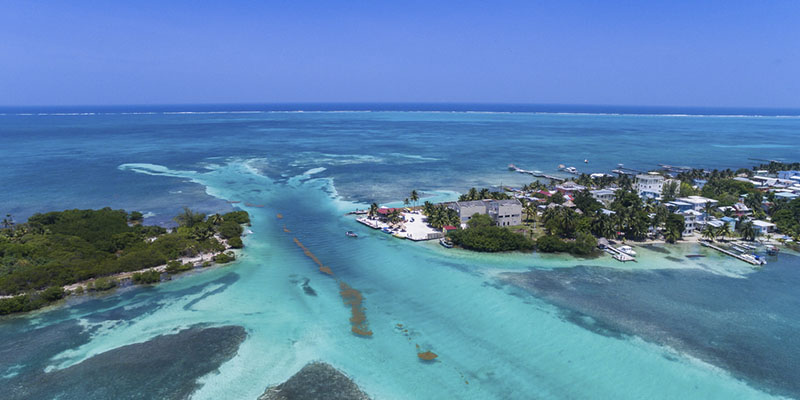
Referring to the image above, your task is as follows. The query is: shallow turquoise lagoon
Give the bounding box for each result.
[1,110,799,399]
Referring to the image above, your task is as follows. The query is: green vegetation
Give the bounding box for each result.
[132,269,161,284]
[770,198,800,238]
[535,232,597,256]
[421,202,460,229]
[447,214,535,252]
[165,260,194,274]
[458,188,511,201]
[664,214,685,243]
[0,208,249,315]
[214,251,236,264]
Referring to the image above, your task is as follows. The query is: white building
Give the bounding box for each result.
[635,173,665,199]
[676,196,719,212]
[450,199,522,227]
[590,189,616,205]
[752,220,776,236]
[680,210,702,236]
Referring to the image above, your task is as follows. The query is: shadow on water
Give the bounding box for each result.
[5,325,247,400]
[0,272,242,397]
[500,253,800,398]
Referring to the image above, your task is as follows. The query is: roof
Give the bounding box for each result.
[456,200,489,208]
[720,216,736,222]
[377,207,402,215]
[442,225,458,231]
[752,220,776,227]
[677,196,718,205]
[590,189,615,196]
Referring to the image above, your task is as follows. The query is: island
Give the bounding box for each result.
[0,207,250,315]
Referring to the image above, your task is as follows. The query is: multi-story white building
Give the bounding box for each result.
[450,199,522,227]
[590,189,616,205]
[635,173,665,199]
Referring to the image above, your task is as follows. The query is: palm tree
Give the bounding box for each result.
[1,214,13,230]
[739,221,756,241]
[404,198,410,207]
[207,213,224,226]
[368,203,379,219]
[174,207,206,228]
[716,224,732,242]
[701,224,716,241]
[665,227,680,244]
[478,188,490,200]
[410,190,419,208]
[467,187,478,201]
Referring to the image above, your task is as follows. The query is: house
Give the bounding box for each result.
[681,210,702,236]
[666,200,693,213]
[635,173,665,199]
[675,196,719,213]
[555,182,586,196]
[488,199,523,226]
[590,189,616,205]
[777,170,800,181]
[450,199,522,227]
[775,192,799,201]
[752,220,776,236]
[720,216,737,231]
[451,201,490,225]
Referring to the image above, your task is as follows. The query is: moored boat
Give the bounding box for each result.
[440,237,454,248]
[345,231,358,238]
[618,245,637,257]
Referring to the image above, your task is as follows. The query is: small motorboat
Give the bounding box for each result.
[564,166,579,174]
[345,231,358,238]
[440,237,454,248]
[618,245,637,257]
[766,245,779,255]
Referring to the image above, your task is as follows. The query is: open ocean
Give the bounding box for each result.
[1,104,800,399]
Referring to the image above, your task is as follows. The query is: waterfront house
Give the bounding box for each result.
[720,216,737,231]
[635,173,665,199]
[451,199,522,227]
[681,210,701,236]
[752,220,776,236]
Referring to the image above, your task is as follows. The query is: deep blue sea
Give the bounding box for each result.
[1,104,799,399]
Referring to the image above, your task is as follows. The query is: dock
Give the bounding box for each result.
[700,242,765,266]
[508,164,565,182]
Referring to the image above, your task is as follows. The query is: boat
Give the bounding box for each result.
[613,253,634,262]
[439,237,454,248]
[766,245,779,255]
[740,253,767,266]
[564,166,579,174]
[345,231,358,238]
[618,245,637,257]
[381,227,392,234]
[731,245,747,253]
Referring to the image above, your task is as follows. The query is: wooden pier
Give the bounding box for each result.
[508,164,565,182]
[700,242,765,266]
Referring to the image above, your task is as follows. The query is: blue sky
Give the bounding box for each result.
[1,1,798,107]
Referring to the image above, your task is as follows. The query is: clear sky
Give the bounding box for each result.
[1,1,798,108]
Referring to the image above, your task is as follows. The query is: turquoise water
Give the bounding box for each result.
[1,109,800,399]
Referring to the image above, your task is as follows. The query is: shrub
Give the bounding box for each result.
[91,277,117,291]
[227,236,243,249]
[165,260,193,274]
[222,211,250,225]
[448,225,534,252]
[217,220,244,239]
[132,269,161,284]
[214,252,235,264]
[40,286,66,302]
